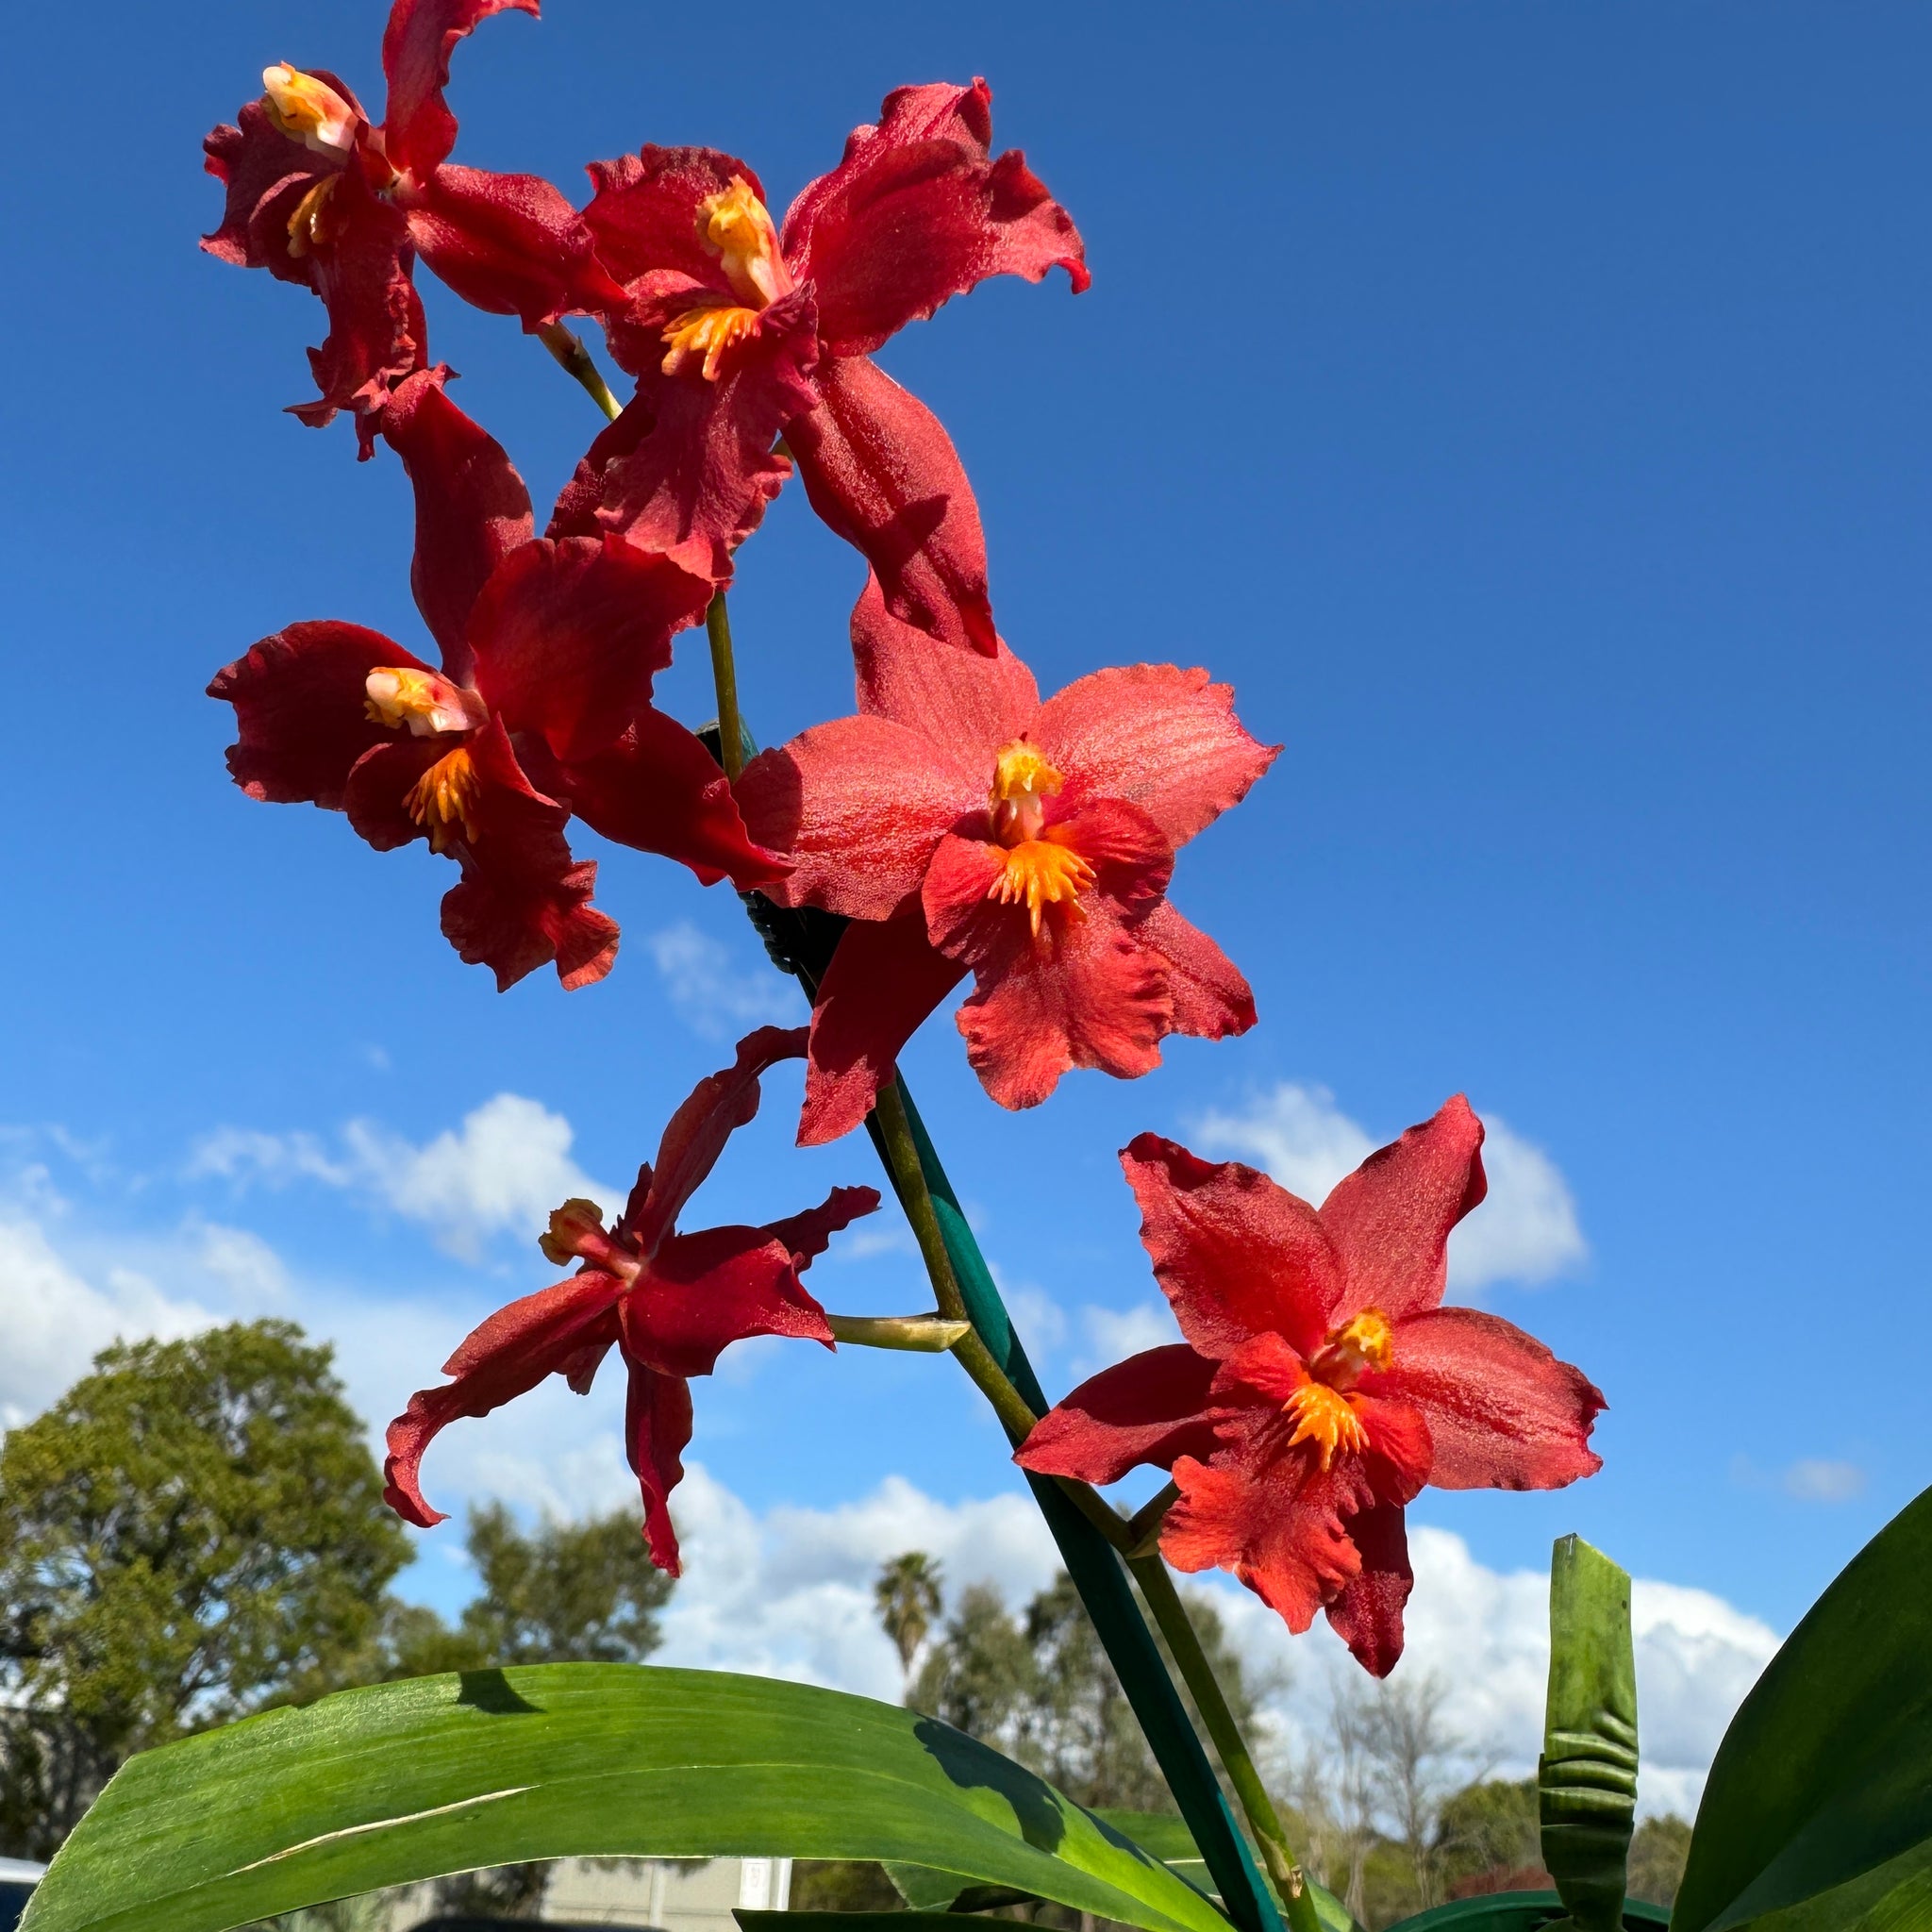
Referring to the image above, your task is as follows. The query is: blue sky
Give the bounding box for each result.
[1,0,1925,1804]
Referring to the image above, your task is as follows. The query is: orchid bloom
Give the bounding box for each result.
[560,80,1088,652]
[202,0,622,444]
[737,578,1276,1143]
[1016,1101,1606,1675]
[208,368,785,991]
[384,1027,878,1571]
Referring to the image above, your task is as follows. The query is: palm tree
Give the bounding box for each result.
[874,1552,944,1684]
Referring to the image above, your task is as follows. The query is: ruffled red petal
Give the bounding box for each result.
[202,100,345,285]
[1324,1501,1414,1678]
[761,1185,883,1271]
[374,367,533,678]
[1161,1435,1370,1636]
[1013,1345,1220,1486]
[779,78,1088,358]
[788,353,995,656]
[381,0,536,180]
[1322,1094,1489,1324]
[852,571,1040,751]
[627,1026,809,1256]
[1033,664,1278,851]
[1119,1135,1342,1362]
[288,170,427,434]
[211,622,428,809]
[432,717,619,990]
[582,146,765,290]
[342,736,445,851]
[382,1269,623,1525]
[924,851,1173,1110]
[797,914,967,1147]
[559,707,791,890]
[738,713,982,922]
[623,1224,835,1380]
[466,536,708,763]
[594,288,819,584]
[1041,792,1174,914]
[623,1361,694,1575]
[548,391,654,539]
[1136,900,1256,1041]
[1372,1306,1605,1492]
[407,164,626,328]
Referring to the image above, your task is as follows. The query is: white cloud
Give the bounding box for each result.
[190,1094,616,1262]
[0,1215,214,1428]
[1175,1524,1778,1822]
[1782,1457,1866,1504]
[1074,1301,1177,1377]
[1192,1084,1586,1291]
[653,1468,1060,1699]
[646,922,800,1041]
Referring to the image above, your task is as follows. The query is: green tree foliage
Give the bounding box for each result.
[1627,1813,1692,1908]
[0,1322,408,1860]
[874,1551,944,1680]
[909,1569,1264,1812]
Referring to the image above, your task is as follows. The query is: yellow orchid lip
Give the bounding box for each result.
[407,746,482,853]
[1282,1382,1369,1472]
[988,840,1095,939]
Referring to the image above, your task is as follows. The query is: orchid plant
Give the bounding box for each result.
[21,11,1931,1932]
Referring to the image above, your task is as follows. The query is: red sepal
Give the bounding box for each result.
[382,1268,623,1525]
[788,354,995,656]
[582,146,765,290]
[623,1361,694,1574]
[782,78,1089,358]
[382,0,538,180]
[375,367,533,677]
[1013,1345,1221,1486]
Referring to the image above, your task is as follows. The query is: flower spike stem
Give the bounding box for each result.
[1126,1478,1180,1557]
[1128,1553,1324,1932]
[706,592,748,785]
[872,1079,1041,1446]
[826,1312,972,1353]
[538,322,623,423]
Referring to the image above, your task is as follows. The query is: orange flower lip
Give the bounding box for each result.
[407,745,482,852]
[1282,1382,1369,1472]
[988,840,1096,939]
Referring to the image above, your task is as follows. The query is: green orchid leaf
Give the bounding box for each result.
[1538,1536,1638,1932]
[1092,1810,1362,1932]
[20,1665,1237,1932]
[1673,1482,1932,1932]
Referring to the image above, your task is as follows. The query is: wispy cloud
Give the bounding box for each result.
[645,922,800,1041]
[190,1094,615,1262]
[1192,1083,1587,1291]
[1073,1301,1175,1377]
[1782,1457,1867,1503]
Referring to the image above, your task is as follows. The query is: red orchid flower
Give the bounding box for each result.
[208,367,785,991]
[736,578,1276,1143]
[384,1026,878,1571]
[1016,1101,1606,1676]
[202,0,623,446]
[560,80,1088,653]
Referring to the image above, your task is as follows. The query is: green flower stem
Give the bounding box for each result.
[705,592,747,785]
[825,1312,972,1353]
[1126,1477,1181,1556]
[1128,1553,1324,1932]
[542,345,1287,1932]
[537,322,622,423]
[872,1079,1041,1446]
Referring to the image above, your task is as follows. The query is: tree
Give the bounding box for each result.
[908,1571,1267,1813]
[0,1321,408,1858]
[1628,1813,1692,1907]
[1361,1671,1467,1912]
[874,1552,944,1683]
[1435,1776,1544,1895]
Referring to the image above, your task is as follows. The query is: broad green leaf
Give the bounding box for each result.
[1673,1483,1932,1932]
[1380,1897,1667,1930]
[20,1665,1236,1932]
[1538,1536,1637,1932]
[1092,1810,1362,1932]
